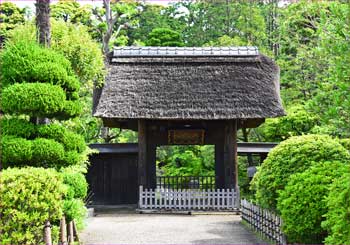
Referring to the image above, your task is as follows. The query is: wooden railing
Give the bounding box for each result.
[139,186,239,211]
[241,199,286,244]
[156,176,215,190]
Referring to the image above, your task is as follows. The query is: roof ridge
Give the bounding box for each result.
[112,46,259,57]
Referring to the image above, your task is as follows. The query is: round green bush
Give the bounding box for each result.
[1,83,66,118]
[322,172,350,245]
[63,151,82,166]
[58,100,83,119]
[61,169,88,199]
[31,138,65,168]
[277,161,348,244]
[0,117,37,138]
[0,167,66,244]
[1,136,32,168]
[38,124,86,153]
[251,134,350,210]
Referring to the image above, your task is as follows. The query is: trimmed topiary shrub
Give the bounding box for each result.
[251,134,350,210]
[277,161,348,244]
[38,124,86,153]
[322,172,350,245]
[31,138,65,168]
[1,83,66,118]
[63,198,87,230]
[0,167,66,244]
[0,117,37,138]
[1,136,32,168]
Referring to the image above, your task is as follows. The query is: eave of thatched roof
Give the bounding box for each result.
[94,47,285,124]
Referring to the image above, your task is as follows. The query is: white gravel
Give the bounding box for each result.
[80,213,265,244]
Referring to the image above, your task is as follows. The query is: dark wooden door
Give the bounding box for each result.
[87,153,138,205]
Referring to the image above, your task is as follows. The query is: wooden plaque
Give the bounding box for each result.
[168,129,205,145]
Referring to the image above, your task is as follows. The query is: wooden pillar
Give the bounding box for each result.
[215,143,225,189]
[138,120,147,188]
[223,120,237,189]
[147,142,157,189]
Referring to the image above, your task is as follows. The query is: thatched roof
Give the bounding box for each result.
[94,47,285,125]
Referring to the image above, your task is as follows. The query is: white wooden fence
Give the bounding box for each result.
[139,186,239,211]
[241,199,287,244]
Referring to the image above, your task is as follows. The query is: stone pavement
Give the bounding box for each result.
[80,212,266,244]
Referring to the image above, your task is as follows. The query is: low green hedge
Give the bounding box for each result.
[277,161,348,244]
[0,167,66,244]
[61,169,88,199]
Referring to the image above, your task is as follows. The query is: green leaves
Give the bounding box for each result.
[251,134,350,210]
[0,167,65,244]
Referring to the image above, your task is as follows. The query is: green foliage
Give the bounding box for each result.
[0,117,36,139]
[31,138,65,168]
[145,28,184,47]
[61,169,88,200]
[1,136,32,168]
[63,198,86,230]
[1,40,77,91]
[277,161,348,244]
[258,105,318,142]
[322,172,350,245]
[251,134,350,210]
[38,124,86,153]
[0,167,65,245]
[0,2,25,38]
[1,83,66,118]
[339,138,350,151]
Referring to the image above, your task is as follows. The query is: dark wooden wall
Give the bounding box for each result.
[87,151,138,205]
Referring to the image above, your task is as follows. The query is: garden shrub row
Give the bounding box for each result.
[251,134,350,244]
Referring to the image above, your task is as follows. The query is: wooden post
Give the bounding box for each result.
[138,120,147,188]
[72,221,81,244]
[44,221,52,245]
[68,221,74,245]
[223,120,235,189]
[233,120,239,192]
[147,143,157,189]
[59,216,67,245]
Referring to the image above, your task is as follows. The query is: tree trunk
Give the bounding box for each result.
[36,0,51,47]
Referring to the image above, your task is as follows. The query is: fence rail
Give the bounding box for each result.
[241,199,286,244]
[139,186,239,211]
[156,176,215,190]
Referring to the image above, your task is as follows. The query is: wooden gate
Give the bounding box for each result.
[87,144,138,205]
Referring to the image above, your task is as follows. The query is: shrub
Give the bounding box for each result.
[31,138,65,168]
[339,138,350,151]
[63,198,87,230]
[61,169,88,199]
[1,136,32,168]
[322,172,350,245]
[277,161,348,244]
[38,124,86,153]
[0,117,36,138]
[1,83,66,118]
[58,100,83,119]
[0,167,66,244]
[251,134,350,210]
[63,151,82,166]
[0,40,75,89]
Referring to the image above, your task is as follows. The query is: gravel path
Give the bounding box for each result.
[80,212,265,244]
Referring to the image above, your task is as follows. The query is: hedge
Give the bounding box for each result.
[0,117,36,139]
[322,172,350,245]
[277,161,348,244]
[61,169,88,200]
[1,83,66,118]
[0,167,65,245]
[31,138,65,168]
[251,134,350,210]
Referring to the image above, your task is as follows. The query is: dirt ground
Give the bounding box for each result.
[80,212,265,244]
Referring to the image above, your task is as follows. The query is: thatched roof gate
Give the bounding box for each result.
[93,46,285,191]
